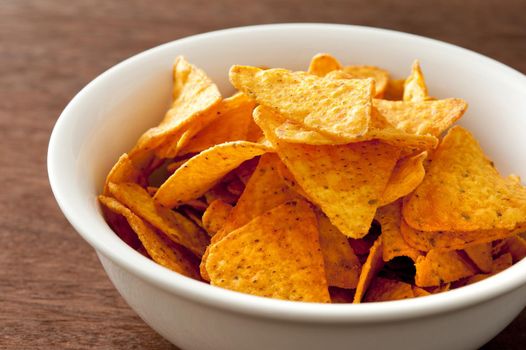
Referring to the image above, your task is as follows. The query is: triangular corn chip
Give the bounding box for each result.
[108,182,209,257]
[99,195,200,279]
[415,249,477,287]
[308,53,342,76]
[383,78,405,100]
[464,243,493,273]
[206,200,330,302]
[412,286,431,297]
[364,277,415,302]
[255,105,400,238]
[376,201,422,262]
[493,235,526,263]
[155,141,271,207]
[103,153,144,195]
[380,152,427,206]
[178,93,257,155]
[230,65,374,140]
[403,60,429,102]
[316,211,361,289]
[354,237,384,303]
[131,56,221,158]
[202,199,233,236]
[374,98,467,137]
[403,126,526,231]
[344,65,390,98]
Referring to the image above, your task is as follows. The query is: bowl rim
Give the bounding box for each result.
[48,22,526,323]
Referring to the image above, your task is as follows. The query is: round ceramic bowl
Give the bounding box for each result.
[48,24,526,350]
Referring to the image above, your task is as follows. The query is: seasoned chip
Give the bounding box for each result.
[316,211,361,289]
[380,152,427,206]
[131,56,221,157]
[400,219,526,251]
[155,141,271,208]
[364,277,415,302]
[255,105,399,238]
[230,65,374,140]
[492,253,513,272]
[99,196,200,279]
[376,201,422,262]
[464,243,493,273]
[403,60,429,102]
[383,78,405,100]
[206,200,330,302]
[374,98,467,137]
[354,237,384,303]
[412,286,431,297]
[415,249,477,287]
[344,65,390,98]
[275,158,310,199]
[178,93,257,155]
[103,153,144,194]
[108,182,209,257]
[308,53,342,76]
[403,126,526,231]
[493,235,526,263]
[202,200,233,236]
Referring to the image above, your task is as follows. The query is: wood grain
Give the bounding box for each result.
[1,0,525,349]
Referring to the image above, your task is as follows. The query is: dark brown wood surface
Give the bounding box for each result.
[1,0,525,348]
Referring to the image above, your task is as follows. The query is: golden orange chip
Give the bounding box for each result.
[178,93,257,156]
[374,98,467,137]
[230,65,374,140]
[131,56,221,158]
[412,286,431,297]
[364,277,415,302]
[316,211,361,289]
[308,53,342,76]
[154,141,271,208]
[329,287,355,303]
[275,158,310,199]
[354,237,384,303]
[403,60,429,102]
[202,200,233,236]
[103,153,144,195]
[383,78,405,100]
[400,219,526,251]
[255,105,400,238]
[206,200,330,302]
[426,283,451,294]
[380,152,427,206]
[464,243,493,273]
[414,249,477,287]
[493,235,526,263]
[492,253,513,272]
[376,201,422,262]
[204,182,240,206]
[108,182,209,257]
[403,126,526,232]
[344,65,390,98]
[99,196,200,279]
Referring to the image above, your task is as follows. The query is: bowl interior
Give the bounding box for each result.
[49,24,526,320]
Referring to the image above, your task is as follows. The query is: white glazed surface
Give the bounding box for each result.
[48,24,526,350]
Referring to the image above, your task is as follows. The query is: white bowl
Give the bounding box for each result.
[48,23,526,350]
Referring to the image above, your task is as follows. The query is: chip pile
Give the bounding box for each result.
[99,54,526,303]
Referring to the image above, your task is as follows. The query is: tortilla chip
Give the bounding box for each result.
[202,200,233,236]
[275,158,310,199]
[403,60,429,102]
[403,126,526,231]
[317,211,361,289]
[99,196,200,279]
[131,56,221,157]
[103,153,144,195]
[206,200,330,302]
[383,78,405,100]
[308,53,342,76]
[354,237,384,303]
[464,243,493,273]
[154,141,271,208]
[329,287,355,303]
[178,93,257,155]
[181,208,204,229]
[412,286,431,297]
[108,182,209,257]
[400,219,526,251]
[374,98,467,137]
[344,65,390,98]
[204,182,240,206]
[230,65,374,140]
[180,199,208,212]
[492,253,513,272]
[380,152,427,206]
[255,105,400,238]
[414,249,477,287]
[376,201,422,262]
[364,277,415,302]
[493,235,526,263]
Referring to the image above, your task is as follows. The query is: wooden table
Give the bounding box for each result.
[2,0,525,348]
